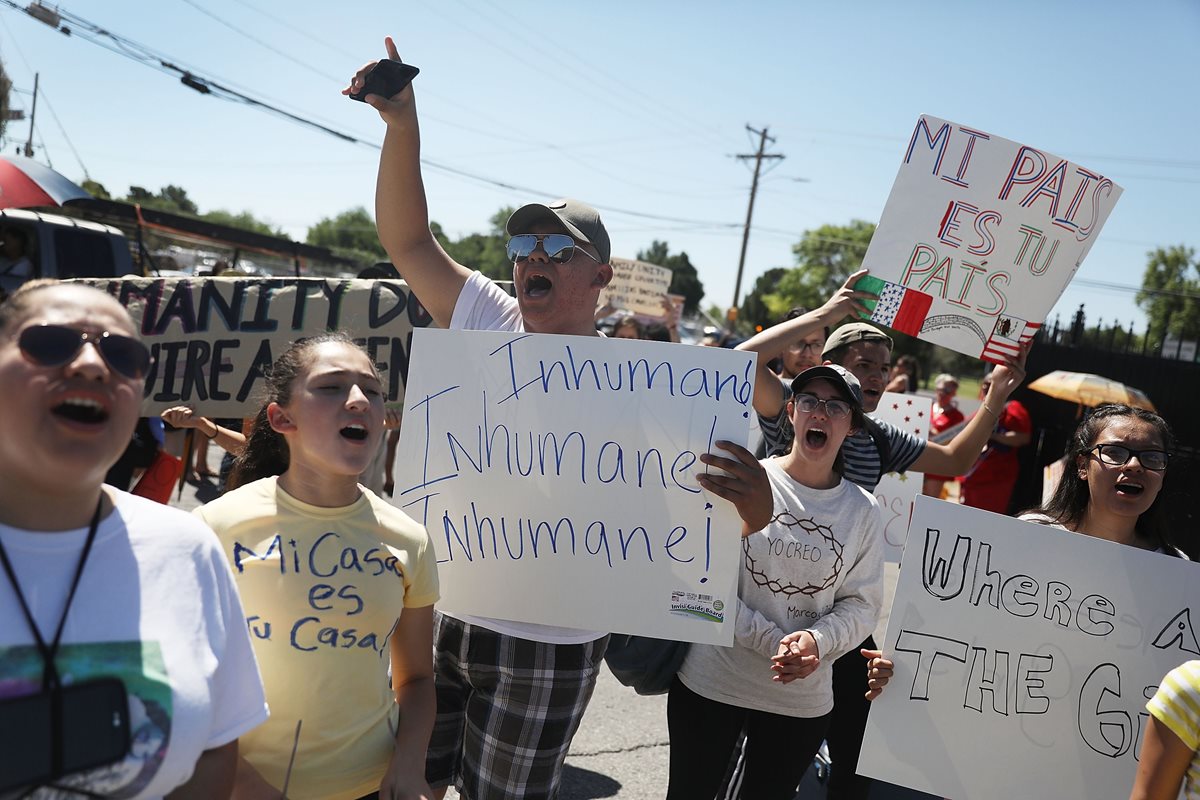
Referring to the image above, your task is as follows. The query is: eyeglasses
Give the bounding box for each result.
[792,393,853,419]
[506,234,600,264]
[786,341,823,353]
[1089,443,1170,471]
[18,323,152,380]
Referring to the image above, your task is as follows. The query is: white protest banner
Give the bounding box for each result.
[600,257,673,317]
[860,497,1200,800]
[392,329,757,645]
[871,392,932,563]
[77,277,433,416]
[858,115,1122,363]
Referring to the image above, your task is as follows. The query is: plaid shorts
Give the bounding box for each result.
[425,613,608,800]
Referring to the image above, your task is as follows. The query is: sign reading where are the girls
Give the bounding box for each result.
[857,115,1122,363]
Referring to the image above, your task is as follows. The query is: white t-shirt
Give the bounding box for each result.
[679,458,884,717]
[0,491,268,799]
[447,270,604,645]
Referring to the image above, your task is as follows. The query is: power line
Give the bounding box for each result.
[177,0,339,85]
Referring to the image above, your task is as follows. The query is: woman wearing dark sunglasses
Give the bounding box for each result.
[0,280,267,798]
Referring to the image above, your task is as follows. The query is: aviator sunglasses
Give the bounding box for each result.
[506,233,601,264]
[18,323,152,380]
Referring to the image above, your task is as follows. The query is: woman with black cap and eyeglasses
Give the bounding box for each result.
[0,280,267,798]
[666,364,884,800]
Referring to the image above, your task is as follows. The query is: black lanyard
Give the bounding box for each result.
[0,498,108,799]
[0,497,103,691]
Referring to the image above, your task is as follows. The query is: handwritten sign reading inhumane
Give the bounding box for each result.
[392,329,757,645]
[79,277,433,415]
[859,115,1122,363]
[859,497,1200,800]
[599,258,673,317]
[872,392,932,563]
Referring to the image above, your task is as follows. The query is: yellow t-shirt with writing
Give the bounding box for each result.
[195,477,439,800]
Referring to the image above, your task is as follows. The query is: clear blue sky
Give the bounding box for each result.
[3,0,1196,334]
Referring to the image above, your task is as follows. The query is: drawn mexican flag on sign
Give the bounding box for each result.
[858,276,933,337]
[857,115,1122,363]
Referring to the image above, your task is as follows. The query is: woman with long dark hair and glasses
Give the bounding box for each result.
[0,280,267,798]
[1017,403,1181,554]
[864,403,1186,704]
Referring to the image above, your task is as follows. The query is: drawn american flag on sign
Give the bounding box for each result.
[982,316,1040,364]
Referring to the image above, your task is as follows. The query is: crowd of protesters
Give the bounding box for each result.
[0,38,1195,800]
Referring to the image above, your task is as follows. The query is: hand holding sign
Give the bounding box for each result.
[697,441,773,535]
[862,648,894,700]
[822,268,880,324]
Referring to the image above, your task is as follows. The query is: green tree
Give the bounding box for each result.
[635,240,705,314]
[436,207,514,282]
[123,185,200,215]
[80,179,111,200]
[306,206,387,265]
[759,220,875,317]
[739,267,789,330]
[203,209,285,237]
[0,62,12,142]
[1136,245,1200,344]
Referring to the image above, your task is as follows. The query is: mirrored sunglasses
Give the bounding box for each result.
[1090,443,1169,471]
[506,233,600,264]
[18,323,152,380]
[793,393,853,419]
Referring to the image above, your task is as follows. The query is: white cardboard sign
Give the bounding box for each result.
[871,392,932,563]
[600,257,673,317]
[391,329,757,645]
[859,115,1122,363]
[860,497,1200,800]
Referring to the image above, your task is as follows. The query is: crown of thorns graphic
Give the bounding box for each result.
[744,511,845,597]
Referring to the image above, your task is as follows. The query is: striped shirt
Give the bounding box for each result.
[1147,659,1200,799]
[759,382,926,492]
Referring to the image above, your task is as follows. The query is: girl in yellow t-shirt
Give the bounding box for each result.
[195,333,439,800]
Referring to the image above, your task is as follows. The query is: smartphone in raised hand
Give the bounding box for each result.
[349,59,420,102]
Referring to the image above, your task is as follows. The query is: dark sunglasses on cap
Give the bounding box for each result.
[506,234,600,264]
[18,323,152,380]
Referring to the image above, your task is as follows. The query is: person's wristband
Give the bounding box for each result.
[205,421,219,439]
[982,402,1002,418]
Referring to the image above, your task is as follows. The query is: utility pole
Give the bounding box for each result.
[23,73,37,158]
[731,124,784,323]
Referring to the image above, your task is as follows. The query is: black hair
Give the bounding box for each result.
[894,354,921,390]
[643,322,672,342]
[229,332,376,489]
[782,306,830,340]
[612,315,644,339]
[1027,404,1175,550]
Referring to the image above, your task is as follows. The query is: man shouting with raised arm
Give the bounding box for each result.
[348,38,770,800]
